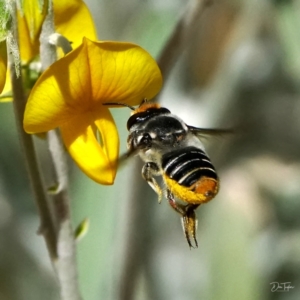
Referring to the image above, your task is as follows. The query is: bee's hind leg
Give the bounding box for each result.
[142,162,163,203]
[167,190,199,248]
[181,205,199,249]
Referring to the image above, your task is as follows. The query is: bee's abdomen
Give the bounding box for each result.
[162,146,217,188]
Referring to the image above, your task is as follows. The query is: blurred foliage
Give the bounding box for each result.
[1,0,300,299]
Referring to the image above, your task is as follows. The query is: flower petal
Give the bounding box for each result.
[60,107,119,184]
[24,38,162,133]
[0,39,7,94]
[85,39,163,106]
[0,67,13,102]
[0,74,12,102]
[24,40,93,133]
[17,0,48,62]
[54,0,97,50]
[93,109,119,173]
[18,0,96,63]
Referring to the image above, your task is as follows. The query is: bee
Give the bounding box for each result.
[106,100,229,248]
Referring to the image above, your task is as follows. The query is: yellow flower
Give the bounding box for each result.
[0,40,7,95]
[18,0,97,63]
[1,0,97,100]
[24,38,162,184]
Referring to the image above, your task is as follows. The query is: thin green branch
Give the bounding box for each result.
[9,0,82,299]
[9,2,57,260]
[39,2,82,300]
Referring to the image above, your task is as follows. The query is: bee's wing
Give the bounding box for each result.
[187,125,234,139]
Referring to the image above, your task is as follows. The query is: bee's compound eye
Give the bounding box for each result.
[135,133,153,149]
[140,133,152,145]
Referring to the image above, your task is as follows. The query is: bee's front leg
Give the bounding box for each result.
[167,190,199,248]
[142,162,163,203]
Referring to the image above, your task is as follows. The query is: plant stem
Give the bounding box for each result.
[10,0,81,298]
[39,2,82,300]
[10,63,58,260]
[9,7,57,261]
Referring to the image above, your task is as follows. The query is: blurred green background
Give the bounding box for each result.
[1,0,300,299]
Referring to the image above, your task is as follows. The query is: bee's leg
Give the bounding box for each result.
[142,162,163,203]
[181,204,199,248]
[167,190,199,248]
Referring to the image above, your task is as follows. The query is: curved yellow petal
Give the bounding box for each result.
[0,39,7,94]
[18,0,96,63]
[2,65,12,93]
[0,69,12,102]
[93,109,119,174]
[54,0,97,49]
[60,108,119,184]
[17,0,48,62]
[85,39,163,106]
[24,38,162,133]
[21,0,48,41]
[24,41,90,133]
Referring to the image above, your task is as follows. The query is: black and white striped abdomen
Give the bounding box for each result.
[161,146,218,188]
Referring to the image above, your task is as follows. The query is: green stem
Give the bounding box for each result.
[9,42,58,262]
[39,2,82,300]
[9,0,57,261]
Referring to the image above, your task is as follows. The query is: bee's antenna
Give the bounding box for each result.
[103,102,135,110]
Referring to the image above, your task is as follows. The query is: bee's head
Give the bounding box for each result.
[103,100,170,131]
[127,104,170,131]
